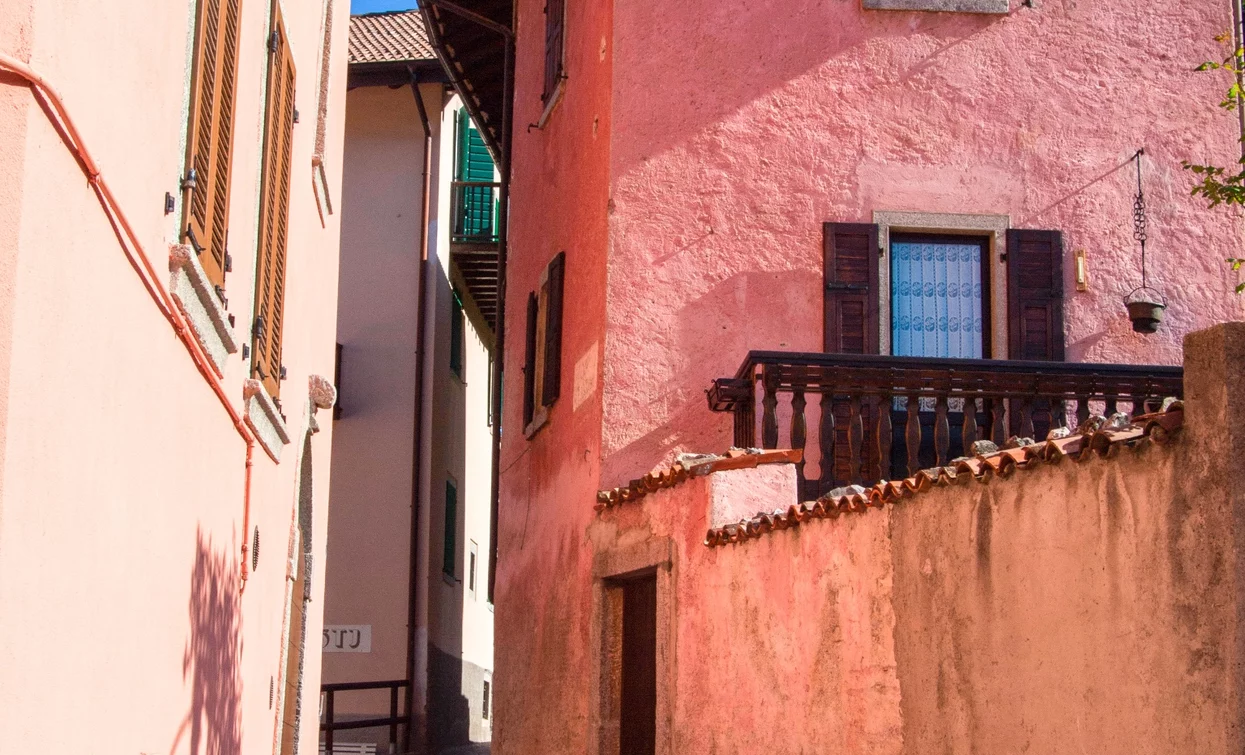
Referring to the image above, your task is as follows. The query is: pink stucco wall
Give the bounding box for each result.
[497,1,1245,752]
[575,322,1245,754]
[0,0,348,752]
[603,0,1245,486]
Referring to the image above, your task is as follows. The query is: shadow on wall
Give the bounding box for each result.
[169,528,244,755]
[427,646,471,752]
[604,269,820,486]
[611,1,1000,178]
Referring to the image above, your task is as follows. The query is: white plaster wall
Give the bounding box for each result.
[324,80,442,705]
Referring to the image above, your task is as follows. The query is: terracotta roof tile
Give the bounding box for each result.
[702,406,1184,548]
[349,10,435,65]
[595,448,803,511]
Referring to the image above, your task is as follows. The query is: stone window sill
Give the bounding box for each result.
[862,0,1008,11]
[244,379,292,462]
[536,78,565,130]
[168,244,238,373]
[524,405,549,440]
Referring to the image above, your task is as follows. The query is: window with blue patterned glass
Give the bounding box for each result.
[890,234,990,359]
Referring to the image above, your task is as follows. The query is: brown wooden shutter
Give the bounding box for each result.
[823,223,881,489]
[541,252,566,407]
[1006,229,1065,362]
[823,223,880,354]
[543,0,565,102]
[183,0,243,290]
[523,292,538,426]
[252,7,297,398]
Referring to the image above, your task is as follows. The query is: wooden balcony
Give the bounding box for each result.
[707,352,1183,500]
[449,180,502,329]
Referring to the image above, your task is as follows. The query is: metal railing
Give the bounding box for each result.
[708,351,1183,500]
[450,181,501,245]
[320,679,409,755]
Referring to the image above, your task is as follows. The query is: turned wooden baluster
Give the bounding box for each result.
[819,391,836,494]
[905,395,921,476]
[791,385,807,489]
[934,395,951,466]
[848,394,864,483]
[1076,393,1091,428]
[994,397,1009,445]
[961,396,979,455]
[877,393,893,482]
[1018,395,1035,440]
[761,367,779,449]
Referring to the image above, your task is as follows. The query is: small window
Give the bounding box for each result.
[542,0,566,104]
[523,252,566,436]
[443,479,457,577]
[890,233,990,359]
[482,680,490,720]
[251,6,297,399]
[333,342,343,420]
[450,290,464,379]
[468,540,478,597]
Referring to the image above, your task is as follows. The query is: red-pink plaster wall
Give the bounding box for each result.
[498,1,1245,752]
[573,323,1245,754]
[494,0,613,749]
[602,0,1245,486]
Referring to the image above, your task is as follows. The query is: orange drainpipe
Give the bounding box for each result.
[1,51,261,591]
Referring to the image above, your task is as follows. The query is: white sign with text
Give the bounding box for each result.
[323,625,372,653]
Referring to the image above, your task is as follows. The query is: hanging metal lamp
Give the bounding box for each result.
[1123,149,1166,334]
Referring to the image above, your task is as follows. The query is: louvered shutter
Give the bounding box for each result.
[522,292,538,426]
[823,223,882,486]
[1006,230,1065,362]
[542,252,566,407]
[823,223,880,354]
[543,0,565,102]
[252,7,297,398]
[183,0,242,290]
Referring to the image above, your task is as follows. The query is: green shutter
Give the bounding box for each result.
[453,108,497,242]
[443,480,457,576]
[450,290,464,378]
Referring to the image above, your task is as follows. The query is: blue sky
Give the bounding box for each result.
[351,0,416,14]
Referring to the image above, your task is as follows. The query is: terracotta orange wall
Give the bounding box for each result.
[494,0,614,749]
[579,321,1245,754]
[602,0,1245,486]
[0,0,348,752]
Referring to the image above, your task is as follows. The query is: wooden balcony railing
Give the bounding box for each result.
[707,352,1183,500]
[450,180,501,245]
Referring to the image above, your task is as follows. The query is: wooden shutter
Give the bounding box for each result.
[1006,229,1065,362]
[542,252,566,407]
[823,223,880,354]
[523,292,538,427]
[252,7,297,398]
[543,0,565,102]
[183,0,243,290]
[823,223,881,489]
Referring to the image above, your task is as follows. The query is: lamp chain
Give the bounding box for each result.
[1133,149,1148,290]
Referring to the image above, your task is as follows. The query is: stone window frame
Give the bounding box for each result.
[589,538,675,755]
[873,211,1011,360]
[862,0,1009,13]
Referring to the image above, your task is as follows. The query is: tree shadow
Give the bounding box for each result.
[170,528,244,755]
